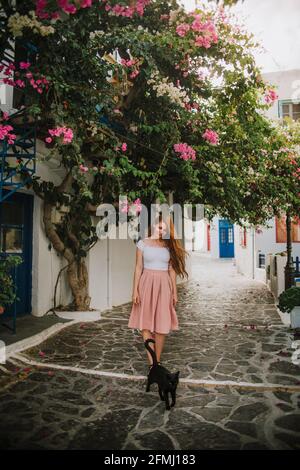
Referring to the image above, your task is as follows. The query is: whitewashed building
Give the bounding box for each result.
[193,69,300,282]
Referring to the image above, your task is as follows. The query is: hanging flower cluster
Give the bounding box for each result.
[35,0,151,20]
[105,0,151,17]
[8,10,55,37]
[202,129,219,145]
[288,153,300,180]
[175,12,219,49]
[0,124,16,145]
[0,112,16,145]
[121,58,140,79]
[120,197,142,214]
[264,88,278,104]
[173,143,196,161]
[45,126,74,144]
[79,164,89,173]
[36,0,92,19]
[0,62,50,94]
[147,70,190,108]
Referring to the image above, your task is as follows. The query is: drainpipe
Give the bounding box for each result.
[107,236,111,309]
[285,211,295,289]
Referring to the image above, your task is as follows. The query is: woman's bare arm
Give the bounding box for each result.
[132,246,144,297]
[168,261,177,304]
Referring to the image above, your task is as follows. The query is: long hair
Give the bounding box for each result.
[146,213,189,280]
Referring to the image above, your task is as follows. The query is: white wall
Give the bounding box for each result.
[234,218,300,282]
[255,218,300,258]
[0,75,14,113]
[210,216,220,259]
[193,219,207,252]
[234,226,255,278]
[31,142,71,316]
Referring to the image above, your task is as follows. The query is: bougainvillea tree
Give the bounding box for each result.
[0,0,283,309]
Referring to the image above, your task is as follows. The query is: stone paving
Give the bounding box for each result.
[0,253,299,450]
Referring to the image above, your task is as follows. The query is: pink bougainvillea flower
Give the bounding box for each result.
[173,143,196,161]
[38,351,46,357]
[45,137,52,144]
[195,35,212,48]
[0,124,16,145]
[79,164,89,173]
[19,61,31,69]
[51,11,61,19]
[57,0,77,14]
[0,124,13,135]
[107,0,150,17]
[122,59,137,67]
[1,111,9,121]
[264,89,278,103]
[120,201,129,213]
[47,126,74,144]
[121,142,127,152]
[202,129,219,145]
[131,198,142,214]
[176,23,190,37]
[2,78,15,86]
[129,69,139,79]
[80,0,93,7]
[62,128,73,143]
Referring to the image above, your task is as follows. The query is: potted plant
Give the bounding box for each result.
[0,256,23,314]
[278,286,300,328]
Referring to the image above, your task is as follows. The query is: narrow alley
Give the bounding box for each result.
[0,253,299,450]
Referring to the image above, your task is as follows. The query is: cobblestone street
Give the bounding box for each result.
[0,253,299,450]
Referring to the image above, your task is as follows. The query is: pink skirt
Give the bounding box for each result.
[128,268,179,335]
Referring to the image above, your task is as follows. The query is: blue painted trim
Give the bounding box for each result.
[219,219,235,258]
[0,190,34,316]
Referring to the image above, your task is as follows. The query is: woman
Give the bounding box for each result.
[128,213,189,370]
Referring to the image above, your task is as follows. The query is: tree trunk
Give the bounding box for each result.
[67,258,91,311]
[42,171,92,311]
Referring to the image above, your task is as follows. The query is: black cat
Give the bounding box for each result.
[144,338,180,411]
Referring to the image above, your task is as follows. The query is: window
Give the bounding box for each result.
[278,100,300,121]
[258,253,265,269]
[275,215,300,243]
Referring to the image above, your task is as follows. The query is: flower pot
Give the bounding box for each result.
[290,306,300,329]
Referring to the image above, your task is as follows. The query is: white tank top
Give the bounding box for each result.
[136,239,170,271]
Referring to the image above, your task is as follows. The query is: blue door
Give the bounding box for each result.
[0,190,33,317]
[219,219,234,258]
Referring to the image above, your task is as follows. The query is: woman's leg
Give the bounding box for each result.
[141,329,155,365]
[154,332,166,363]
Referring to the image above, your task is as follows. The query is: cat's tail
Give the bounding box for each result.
[144,338,158,366]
